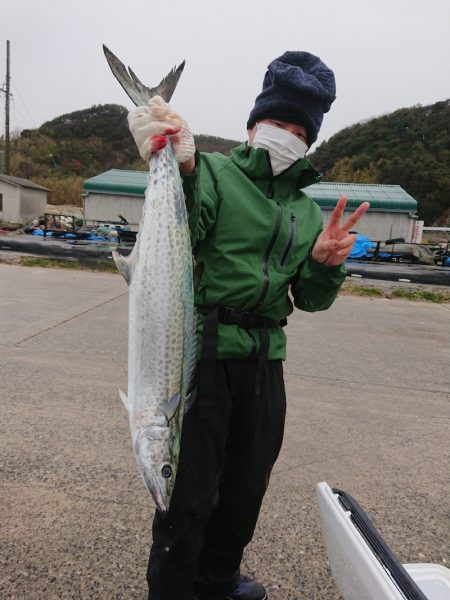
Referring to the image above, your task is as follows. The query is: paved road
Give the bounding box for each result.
[0,264,449,600]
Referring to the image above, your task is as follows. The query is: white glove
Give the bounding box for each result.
[128,96,195,164]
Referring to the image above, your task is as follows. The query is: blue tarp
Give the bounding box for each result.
[349,234,376,258]
[31,229,108,241]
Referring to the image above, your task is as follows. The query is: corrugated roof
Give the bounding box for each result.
[83,169,148,196]
[0,174,51,191]
[303,181,417,212]
[83,170,417,212]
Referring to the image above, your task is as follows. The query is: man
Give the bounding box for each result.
[128,51,369,600]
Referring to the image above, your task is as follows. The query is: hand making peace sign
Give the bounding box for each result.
[311,197,370,267]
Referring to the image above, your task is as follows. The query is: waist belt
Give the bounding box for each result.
[198,305,287,330]
[196,305,287,420]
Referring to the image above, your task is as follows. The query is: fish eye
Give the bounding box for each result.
[161,464,172,479]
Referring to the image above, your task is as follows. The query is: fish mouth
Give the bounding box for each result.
[152,488,169,513]
[141,472,170,513]
[133,428,172,512]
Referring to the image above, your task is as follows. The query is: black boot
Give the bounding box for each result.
[196,574,267,600]
[225,575,267,600]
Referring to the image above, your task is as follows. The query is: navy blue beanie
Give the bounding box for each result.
[247,51,336,145]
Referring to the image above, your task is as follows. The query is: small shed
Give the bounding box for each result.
[83,170,419,242]
[304,182,418,242]
[0,174,51,225]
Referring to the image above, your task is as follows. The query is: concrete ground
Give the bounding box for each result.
[0,263,449,600]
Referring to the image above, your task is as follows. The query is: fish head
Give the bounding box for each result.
[133,424,176,512]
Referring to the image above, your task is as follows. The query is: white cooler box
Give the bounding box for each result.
[316,482,450,600]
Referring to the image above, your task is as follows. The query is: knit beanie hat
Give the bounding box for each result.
[247,51,336,146]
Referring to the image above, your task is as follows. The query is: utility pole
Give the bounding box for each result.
[1,40,11,174]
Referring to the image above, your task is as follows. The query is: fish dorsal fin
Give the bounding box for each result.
[184,388,197,415]
[163,394,181,424]
[119,389,130,412]
[188,310,198,384]
[112,250,134,285]
[184,309,199,415]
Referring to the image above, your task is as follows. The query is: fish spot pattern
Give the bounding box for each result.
[126,143,194,510]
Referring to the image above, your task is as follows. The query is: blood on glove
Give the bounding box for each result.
[128,96,195,164]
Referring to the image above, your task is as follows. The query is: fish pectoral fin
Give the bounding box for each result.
[112,250,134,285]
[162,393,181,424]
[119,389,130,412]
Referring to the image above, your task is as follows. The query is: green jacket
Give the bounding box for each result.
[182,142,346,360]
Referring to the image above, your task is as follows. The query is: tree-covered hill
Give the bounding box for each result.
[5,100,449,225]
[8,104,240,206]
[308,100,450,225]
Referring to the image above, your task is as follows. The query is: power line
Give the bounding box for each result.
[10,80,37,129]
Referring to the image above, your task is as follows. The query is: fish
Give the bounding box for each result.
[104,45,195,512]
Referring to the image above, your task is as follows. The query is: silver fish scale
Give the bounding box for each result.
[103,46,192,511]
[116,143,194,511]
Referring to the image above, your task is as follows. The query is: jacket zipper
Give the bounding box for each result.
[253,177,282,308]
[280,213,297,267]
[251,154,282,307]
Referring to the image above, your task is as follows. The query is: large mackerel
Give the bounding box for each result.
[103,46,195,512]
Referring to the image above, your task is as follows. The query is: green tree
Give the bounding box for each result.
[310,100,450,224]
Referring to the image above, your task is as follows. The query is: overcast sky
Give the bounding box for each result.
[2,0,450,149]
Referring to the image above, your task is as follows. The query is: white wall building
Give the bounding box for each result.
[303,181,418,242]
[83,170,146,230]
[0,175,51,225]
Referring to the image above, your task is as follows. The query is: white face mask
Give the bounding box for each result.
[250,122,308,176]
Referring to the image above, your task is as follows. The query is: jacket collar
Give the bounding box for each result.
[230,142,322,192]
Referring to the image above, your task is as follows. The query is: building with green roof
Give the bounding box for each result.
[83,170,148,229]
[303,181,418,241]
[83,169,419,241]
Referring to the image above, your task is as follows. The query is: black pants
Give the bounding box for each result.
[147,358,287,600]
